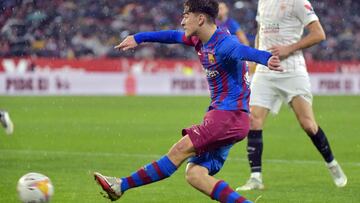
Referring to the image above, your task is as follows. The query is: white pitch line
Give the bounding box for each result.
[0,149,359,167]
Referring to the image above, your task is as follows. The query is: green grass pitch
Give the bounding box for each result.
[0,96,359,202]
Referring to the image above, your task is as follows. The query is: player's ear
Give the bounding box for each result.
[198,14,206,26]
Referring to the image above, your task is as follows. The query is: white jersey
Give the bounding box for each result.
[255,0,319,74]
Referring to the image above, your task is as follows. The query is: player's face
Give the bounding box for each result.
[218,3,228,18]
[181,11,200,37]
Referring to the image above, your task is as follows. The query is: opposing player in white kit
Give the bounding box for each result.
[236,0,347,191]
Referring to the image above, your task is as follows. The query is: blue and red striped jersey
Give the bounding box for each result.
[134,29,272,112]
[182,29,250,111]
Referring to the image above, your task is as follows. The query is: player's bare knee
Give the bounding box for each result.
[185,166,207,185]
[185,168,199,184]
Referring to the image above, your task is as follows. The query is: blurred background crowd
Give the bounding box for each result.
[1,0,359,60]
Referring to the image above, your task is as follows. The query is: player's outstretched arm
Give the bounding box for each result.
[220,38,283,71]
[115,30,188,51]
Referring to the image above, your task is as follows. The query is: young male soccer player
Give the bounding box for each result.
[216,1,250,46]
[236,0,347,191]
[94,0,281,202]
[0,110,13,135]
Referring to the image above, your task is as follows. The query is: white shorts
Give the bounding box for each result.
[250,72,313,114]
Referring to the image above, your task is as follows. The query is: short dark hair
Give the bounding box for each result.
[218,1,229,8]
[184,0,219,22]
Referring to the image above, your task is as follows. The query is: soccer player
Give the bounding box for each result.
[216,1,250,46]
[0,110,13,135]
[93,0,281,202]
[236,0,347,191]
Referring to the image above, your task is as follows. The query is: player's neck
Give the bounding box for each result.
[197,24,217,44]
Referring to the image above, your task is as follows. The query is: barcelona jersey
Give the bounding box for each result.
[182,29,250,111]
[134,29,272,112]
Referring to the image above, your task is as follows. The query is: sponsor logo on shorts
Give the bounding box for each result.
[193,129,200,135]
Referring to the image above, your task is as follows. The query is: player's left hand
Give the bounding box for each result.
[267,55,283,72]
[269,45,293,59]
[114,35,138,51]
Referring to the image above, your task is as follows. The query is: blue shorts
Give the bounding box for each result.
[188,144,232,176]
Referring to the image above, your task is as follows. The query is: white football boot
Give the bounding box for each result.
[94,172,123,201]
[236,173,264,191]
[0,111,14,135]
[327,160,347,187]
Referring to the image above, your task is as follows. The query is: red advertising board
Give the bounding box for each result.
[0,58,203,73]
[1,58,360,73]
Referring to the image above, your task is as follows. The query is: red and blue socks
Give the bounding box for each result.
[211,180,252,203]
[119,156,252,202]
[120,155,177,192]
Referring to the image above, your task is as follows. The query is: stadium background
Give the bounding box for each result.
[0,0,359,202]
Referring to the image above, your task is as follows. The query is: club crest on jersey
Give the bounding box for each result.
[304,3,315,15]
[208,53,215,63]
[304,4,313,11]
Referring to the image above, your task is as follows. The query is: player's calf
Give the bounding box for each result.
[300,119,318,135]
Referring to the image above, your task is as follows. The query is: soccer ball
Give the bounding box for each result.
[17,172,54,203]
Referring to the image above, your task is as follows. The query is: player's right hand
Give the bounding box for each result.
[114,36,138,51]
[267,55,283,72]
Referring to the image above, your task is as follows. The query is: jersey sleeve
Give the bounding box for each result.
[218,37,271,66]
[134,30,196,46]
[294,0,319,26]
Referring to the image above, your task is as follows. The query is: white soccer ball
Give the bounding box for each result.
[17,172,54,203]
